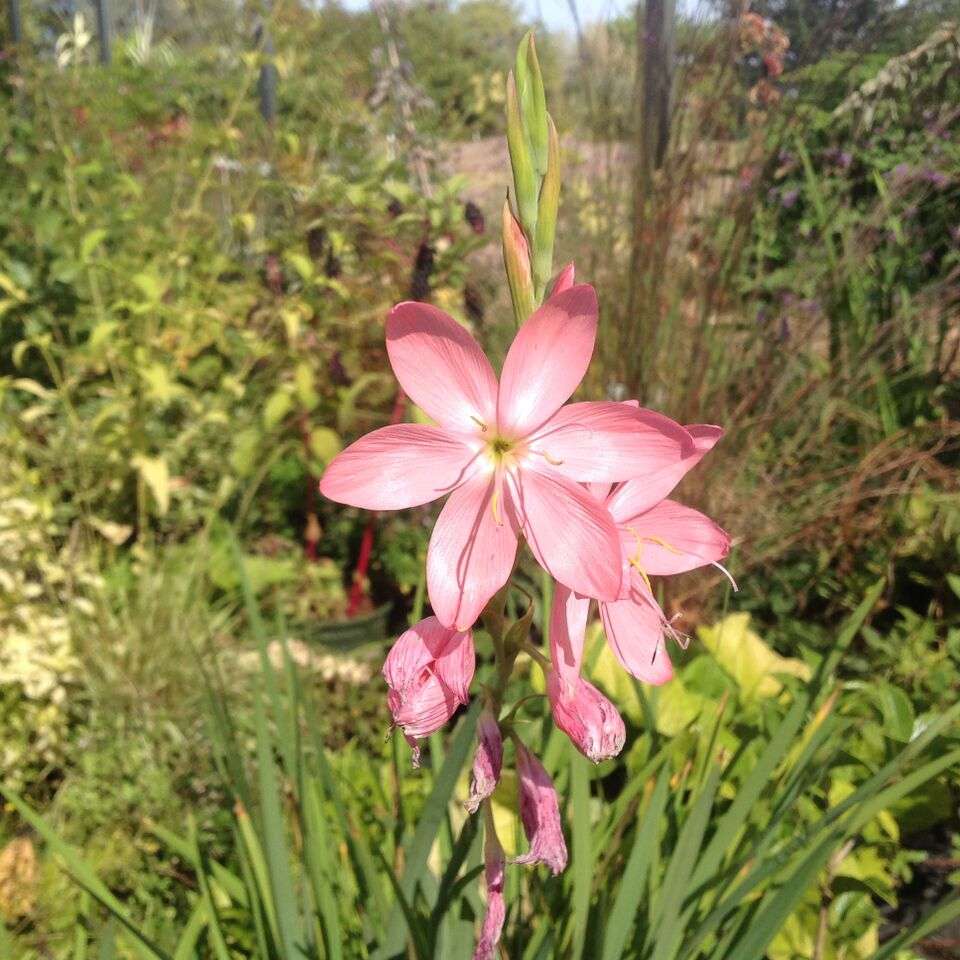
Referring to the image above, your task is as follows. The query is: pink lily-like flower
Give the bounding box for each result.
[473,820,506,960]
[553,424,732,685]
[547,581,625,762]
[466,706,503,814]
[383,617,475,764]
[320,284,692,630]
[513,740,568,874]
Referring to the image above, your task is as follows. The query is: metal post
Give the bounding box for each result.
[94,0,111,64]
[257,24,277,124]
[7,0,22,45]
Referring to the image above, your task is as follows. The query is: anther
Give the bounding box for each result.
[491,487,503,526]
[470,415,488,432]
[531,448,564,466]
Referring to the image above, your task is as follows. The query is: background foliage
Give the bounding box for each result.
[0,0,958,957]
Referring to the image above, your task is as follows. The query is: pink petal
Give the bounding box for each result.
[427,473,519,630]
[550,262,576,295]
[587,481,614,501]
[513,741,568,875]
[386,302,498,432]
[548,671,626,763]
[472,824,506,960]
[599,591,673,685]
[526,401,691,483]
[606,423,723,522]
[497,284,598,437]
[466,707,503,814]
[387,670,460,740]
[687,424,724,452]
[619,500,730,576]
[433,628,476,705]
[320,424,477,510]
[383,618,474,743]
[508,466,621,601]
[548,583,591,683]
[382,616,453,691]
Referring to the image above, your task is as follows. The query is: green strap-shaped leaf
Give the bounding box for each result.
[601,767,671,960]
[377,701,481,958]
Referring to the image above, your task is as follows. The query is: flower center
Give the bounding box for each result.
[490,436,513,458]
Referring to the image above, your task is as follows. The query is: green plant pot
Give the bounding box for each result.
[304,602,393,654]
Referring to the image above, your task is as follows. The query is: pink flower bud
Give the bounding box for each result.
[513,741,567,875]
[466,707,503,814]
[383,617,475,765]
[547,581,624,762]
[550,262,576,295]
[472,819,506,960]
[548,671,626,763]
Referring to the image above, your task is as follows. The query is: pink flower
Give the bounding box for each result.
[383,617,475,764]
[547,585,625,762]
[320,285,692,630]
[547,672,626,764]
[513,740,567,874]
[472,822,506,960]
[467,707,503,814]
[557,423,731,685]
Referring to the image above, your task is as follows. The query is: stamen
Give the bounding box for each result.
[627,553,653,594]
[644,534,684,555]
[491,487,502,526]
[711,561,739,592]
[470,415,488,432]
[531,448,564,466]
[664,614,692,650]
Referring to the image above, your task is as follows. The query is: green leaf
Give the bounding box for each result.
[649,766,722,960]
[377,702,480,958]
[0,787,171,960]
[602,768,671,960]
[80,228,108,261]
[874,682,914,742]
[569,750,593,960]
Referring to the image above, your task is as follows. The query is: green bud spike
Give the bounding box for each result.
[533,114,561,301]
[502,200,536,327]
[506,69,539,237]
[524,33,550,177]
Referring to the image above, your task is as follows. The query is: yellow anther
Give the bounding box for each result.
[531,448,564,466]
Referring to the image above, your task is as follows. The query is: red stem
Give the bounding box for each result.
[345,387,407,616]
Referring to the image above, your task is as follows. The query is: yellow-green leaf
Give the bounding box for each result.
[698,613,811,699]
[263,390,293,430]
[308,427,342,464]
[80,229,108,261]
[132,455,170,516]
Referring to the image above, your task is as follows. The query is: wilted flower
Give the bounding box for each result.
[466,707,503,813]
[548,671,625,763]
[472,821,506,960]
[548,585,625,762]
[513,740,567,874]
[383,617,475,764]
